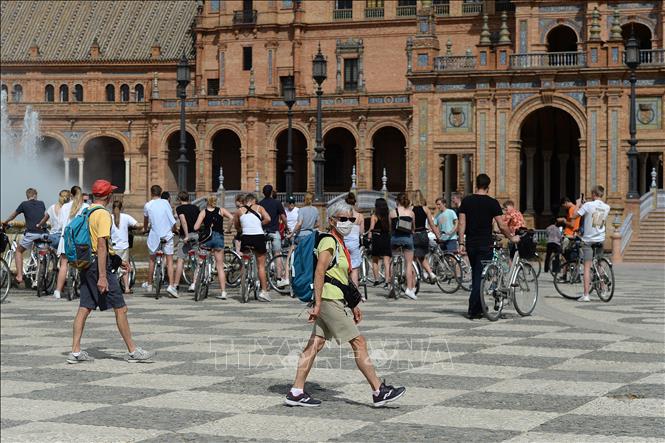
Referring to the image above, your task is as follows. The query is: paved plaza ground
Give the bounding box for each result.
[1,263,664,442]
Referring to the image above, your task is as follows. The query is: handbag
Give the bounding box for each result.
[324,275,363,310]
[395,207,413,234]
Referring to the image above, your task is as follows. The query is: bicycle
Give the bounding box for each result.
[479,233,539,321]
[239,245,260,303]
[117,257,137,294]
[153,239,168,299]
[266,237,290,295]
[34,234,58,297]
[551,239,614,302]
[0,258,11,303]
[224,247,242,288]
[65,266,80,301]
[193,244,214,302]
[389,245,420,299]
[428,241,462,294]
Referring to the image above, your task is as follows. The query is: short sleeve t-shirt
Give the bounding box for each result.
[16,199,46,234]
[176,204,200,237]
[285,207,299,232]
[577,199,610,243]
[111,213,138,250]
[316,236,348,300]
[437,208,458,240]
[297,206,319,231]
[458,194,503,248]
[546,224,562,244]
[46,204,64,234]
[88,205,113,253]
[564,206,581,237]
[259,198,285,233]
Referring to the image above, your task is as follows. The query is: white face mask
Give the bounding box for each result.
[335,220,354,236]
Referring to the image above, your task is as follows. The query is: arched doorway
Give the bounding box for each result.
[324,127,356,192]
[212,129,242,191]
[372,126,406,191]
[621,22,652,50]
[519,107,580,227]
[167,131,196,192]
[547,25,578,52]
[37,136,66,182]
[83,136,125,193]
[276,128,308,193]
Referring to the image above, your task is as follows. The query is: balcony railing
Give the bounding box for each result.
[640,49,665,65]
[434,55,477,71]
[433,4,450,16]
[233,9,257,25]
[396,5,417,17]
[333,8,352,20]
[365,7,384,19]
[510,51,586,69]
[462,2,483,15]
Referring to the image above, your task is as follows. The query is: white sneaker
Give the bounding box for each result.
[166,286,179,298]
[188,283,196,292]
[578,294,591,302]
[404,288,417,300]
[257,291,272,302]
[53,290,61,299]
[216,291,227,300]
[277,279,289,288]
[141,282,150,289]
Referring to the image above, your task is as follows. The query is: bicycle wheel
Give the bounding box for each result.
[154,262,163,299]
[480,263,503,321]
[552,253,583,300]
[412,261,421,295]
[46,252,58,293]
[267,254,290,294]
[0,259,11,303]
[129,257,136,289]
[240,259,250,303]
[513,262,539,316]
[224,249,242,288]
[193,261,205,302]
[390,258,403,299]
[432,254,461,294]
[36,258,46,297]
[66,269,80,301]
[457,255,472,291]
[594,258,615,302]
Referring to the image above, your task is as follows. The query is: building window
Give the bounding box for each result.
[210,0,220,12]
[243,46,253,71]
[12,84,23,102]
[45,85,54,102]
[398,0,416,5]
[336,0,353,9]
[366,0,384,7]
[135,84,144,102]
[74,84,83,102]
[59,84,69,102]
[106,84,115,101]
[344,58,359,91]
[120,84,130,102]
[207,79,220,96]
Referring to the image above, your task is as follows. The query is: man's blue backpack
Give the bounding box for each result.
[63,207,104,270]
[291,231,337,303]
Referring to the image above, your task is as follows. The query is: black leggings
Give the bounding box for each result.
[544,243,560,273]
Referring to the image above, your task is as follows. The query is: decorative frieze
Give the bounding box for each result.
[442,101,473,132]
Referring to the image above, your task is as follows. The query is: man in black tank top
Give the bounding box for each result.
[175,192,200,291]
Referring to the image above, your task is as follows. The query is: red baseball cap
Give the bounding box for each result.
[91,179,118,197]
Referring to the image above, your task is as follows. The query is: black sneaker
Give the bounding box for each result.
[284,391,322,407]
[373,381,406,407]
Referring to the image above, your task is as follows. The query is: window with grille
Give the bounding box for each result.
[344,58,359,91]
[207,79,220,96]
[243,47,253,71]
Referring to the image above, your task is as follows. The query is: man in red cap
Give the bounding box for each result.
[68,179,153,364]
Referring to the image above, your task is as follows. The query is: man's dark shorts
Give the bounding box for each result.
[80,260,126,311]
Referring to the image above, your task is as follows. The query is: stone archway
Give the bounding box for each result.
[275,128,308,193]
[519,107,581,227]
[83,136,125,193]
[621,22,653,50]
[371,126,406,191]
[166,131,196,192]
[212,129,242,191]
[324,127,356,192]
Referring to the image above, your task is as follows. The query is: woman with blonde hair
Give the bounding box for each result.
[411,190,440,283]
[390,192,417,300]
[193,195,233,300]
[36,189,70,249]
[293,192,319,243]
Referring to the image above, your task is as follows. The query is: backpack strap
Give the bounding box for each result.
[244,205,262,221]
[316,232,338,270]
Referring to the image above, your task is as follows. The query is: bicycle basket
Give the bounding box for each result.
[517,231,537,259]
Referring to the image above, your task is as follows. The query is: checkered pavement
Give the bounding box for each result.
[1,264,664,442]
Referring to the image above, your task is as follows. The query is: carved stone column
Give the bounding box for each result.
[64,157,70,184]
[444,154,453,205]
[77,157,84,188]
[124,157,131,194]
[542,150,552,215]
[525,147,536,214]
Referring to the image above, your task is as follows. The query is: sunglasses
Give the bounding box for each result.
[335,216,356,223]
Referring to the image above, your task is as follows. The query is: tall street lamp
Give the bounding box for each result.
[624,29,641,199]
[282,75,296,197]
[312,45,327,202]
[176,53,191,192]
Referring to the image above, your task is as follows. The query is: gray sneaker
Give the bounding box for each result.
[127,347,154,363]
[67,350,94,364]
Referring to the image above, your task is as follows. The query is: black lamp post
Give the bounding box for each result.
[312,45,327,202]
[624,30,641,199]
[282,75,296,197]
[176,53,191,192]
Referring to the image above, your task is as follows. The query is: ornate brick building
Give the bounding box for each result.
[1,0,664,227]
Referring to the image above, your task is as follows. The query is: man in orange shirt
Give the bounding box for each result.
[557,197,581,253]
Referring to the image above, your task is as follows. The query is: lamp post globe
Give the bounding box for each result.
[176,53,191,192]
[282,75,296,197]
[624,29,641,199]
[312,44,327,202]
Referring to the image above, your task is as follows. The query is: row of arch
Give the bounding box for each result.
[547,22,653,53]
[1,83,145,103]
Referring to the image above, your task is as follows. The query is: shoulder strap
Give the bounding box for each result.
[317,233,339,270]
[245,205,262,220]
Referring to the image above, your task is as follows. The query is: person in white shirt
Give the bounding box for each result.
[36,189,71,249]
[570,185,611,302]
[52,186,88,299]
[111,201,139,294]
[142,185,178,298]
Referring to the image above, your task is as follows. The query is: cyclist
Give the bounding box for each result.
[259,185,288,288]
[451,192,462,216]
[2,188,46,288]
[344,192,364,286]
[557,197,581,256]
[458,174,519,320]
[174,191,200,291]
[569,185,610,302]
[234,193,271,302]
[142,185,178,298]
[368,197,391,287]
[285,200,406,408]
[434,197,458,252]
[53,186,89,299]
[390,192,416,300]
[502,200,526,259]
[111,201,139,294]
[411,190,440,284]
[37,189,71,250]
[193,195,233,300]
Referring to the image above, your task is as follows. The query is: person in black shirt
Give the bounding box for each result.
[458,174,519,319]
[259,184,288,287]
[194,195,233,299]
[2,188,46,286]
[174,191,202,291]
